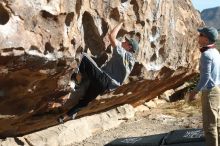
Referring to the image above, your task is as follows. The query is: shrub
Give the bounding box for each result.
[216,39,220,52]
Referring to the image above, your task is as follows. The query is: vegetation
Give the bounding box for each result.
[217,31,220,52]
[186,74,199,92]
[216,39,220,52]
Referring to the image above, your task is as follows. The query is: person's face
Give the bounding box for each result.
[198,33,209,47]
[122,40,133,52]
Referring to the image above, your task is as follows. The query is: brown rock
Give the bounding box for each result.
[0,0,203,137]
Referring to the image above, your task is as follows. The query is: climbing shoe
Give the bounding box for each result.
[57,115,64,124]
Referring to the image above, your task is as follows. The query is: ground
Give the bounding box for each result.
[71,99,202,146]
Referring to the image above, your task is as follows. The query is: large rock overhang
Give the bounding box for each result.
[0,0,203,137]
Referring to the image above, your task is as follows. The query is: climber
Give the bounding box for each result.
[50,21,139,123]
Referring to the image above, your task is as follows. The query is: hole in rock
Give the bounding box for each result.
[40,10,58,21]
[110,8,120,21]
[44,42,55,54]
[76,0,82,16]
[150,53,157,61]
[0,4,10,25]
[82,11,105,56]
[65,12,74,26]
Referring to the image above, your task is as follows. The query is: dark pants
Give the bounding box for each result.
[67,54,112,117]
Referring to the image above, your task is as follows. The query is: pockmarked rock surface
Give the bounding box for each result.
[0,0,203,138]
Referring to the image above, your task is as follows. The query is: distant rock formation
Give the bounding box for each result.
[0,0,202,137]
[201,6,220,29]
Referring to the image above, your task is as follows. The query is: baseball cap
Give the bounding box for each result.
[197,27,218,43]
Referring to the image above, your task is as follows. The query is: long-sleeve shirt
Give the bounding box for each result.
[195,48,220,92]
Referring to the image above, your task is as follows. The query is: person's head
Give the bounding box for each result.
[122,37,139,53]
[197,27,218,46]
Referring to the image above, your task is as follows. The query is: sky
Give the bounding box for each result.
[191,0,220,12]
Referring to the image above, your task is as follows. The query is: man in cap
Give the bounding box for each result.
[56,22,139,123]
[189,26,220,146]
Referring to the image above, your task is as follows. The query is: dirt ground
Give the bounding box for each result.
[71,99,203,146]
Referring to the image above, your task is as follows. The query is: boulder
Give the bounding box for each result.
[0,0,203,137]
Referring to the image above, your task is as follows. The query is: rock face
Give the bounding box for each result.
[0,0,202,137]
